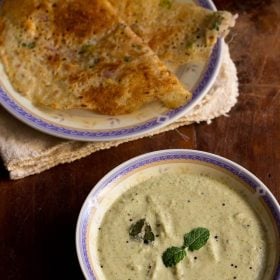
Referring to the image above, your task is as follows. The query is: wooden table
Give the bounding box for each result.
[0,0,279,279]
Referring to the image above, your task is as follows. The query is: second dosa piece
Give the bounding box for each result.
[110,0,236,65]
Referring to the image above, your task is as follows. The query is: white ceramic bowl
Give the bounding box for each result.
[76,149,280,280]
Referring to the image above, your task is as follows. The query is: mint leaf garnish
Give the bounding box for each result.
[162,247,186,267]
[162,227,210,267]
[183,227,210,251]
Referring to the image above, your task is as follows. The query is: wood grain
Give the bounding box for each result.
[0,1,279,279]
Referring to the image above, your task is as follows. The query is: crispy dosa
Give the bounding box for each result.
[110,0,236,64]
[0,0,191,115]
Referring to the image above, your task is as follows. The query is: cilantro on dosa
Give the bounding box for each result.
[109,0,236,65]
[97,173,268,279]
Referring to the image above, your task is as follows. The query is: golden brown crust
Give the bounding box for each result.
[0,0,36,23]
[110,1,236,65]
[0,0,191,115]
[54,0,118,41]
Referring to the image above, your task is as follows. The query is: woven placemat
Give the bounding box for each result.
[0,44,238,179]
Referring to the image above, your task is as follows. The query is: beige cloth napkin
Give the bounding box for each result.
[0,44,238,180]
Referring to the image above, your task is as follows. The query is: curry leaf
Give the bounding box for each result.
[144,224,155,244]
[129,219,155,244]
[129,219,145,238]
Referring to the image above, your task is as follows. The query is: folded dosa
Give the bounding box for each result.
[0,0,191,115]
[110,0,236,65]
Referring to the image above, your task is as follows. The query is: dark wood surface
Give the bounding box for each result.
[0,0,279,279]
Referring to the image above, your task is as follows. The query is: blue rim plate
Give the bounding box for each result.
[76,149,280,280]
[0,0,223,142]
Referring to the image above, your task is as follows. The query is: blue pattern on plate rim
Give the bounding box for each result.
[0,0,221,141]
[77,150,280,280]
[198,0,214,9]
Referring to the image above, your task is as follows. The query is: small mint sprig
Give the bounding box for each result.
[162,227,210,267]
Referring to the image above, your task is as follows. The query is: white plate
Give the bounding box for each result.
[76,149,280,280]
[0,0,222,141]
